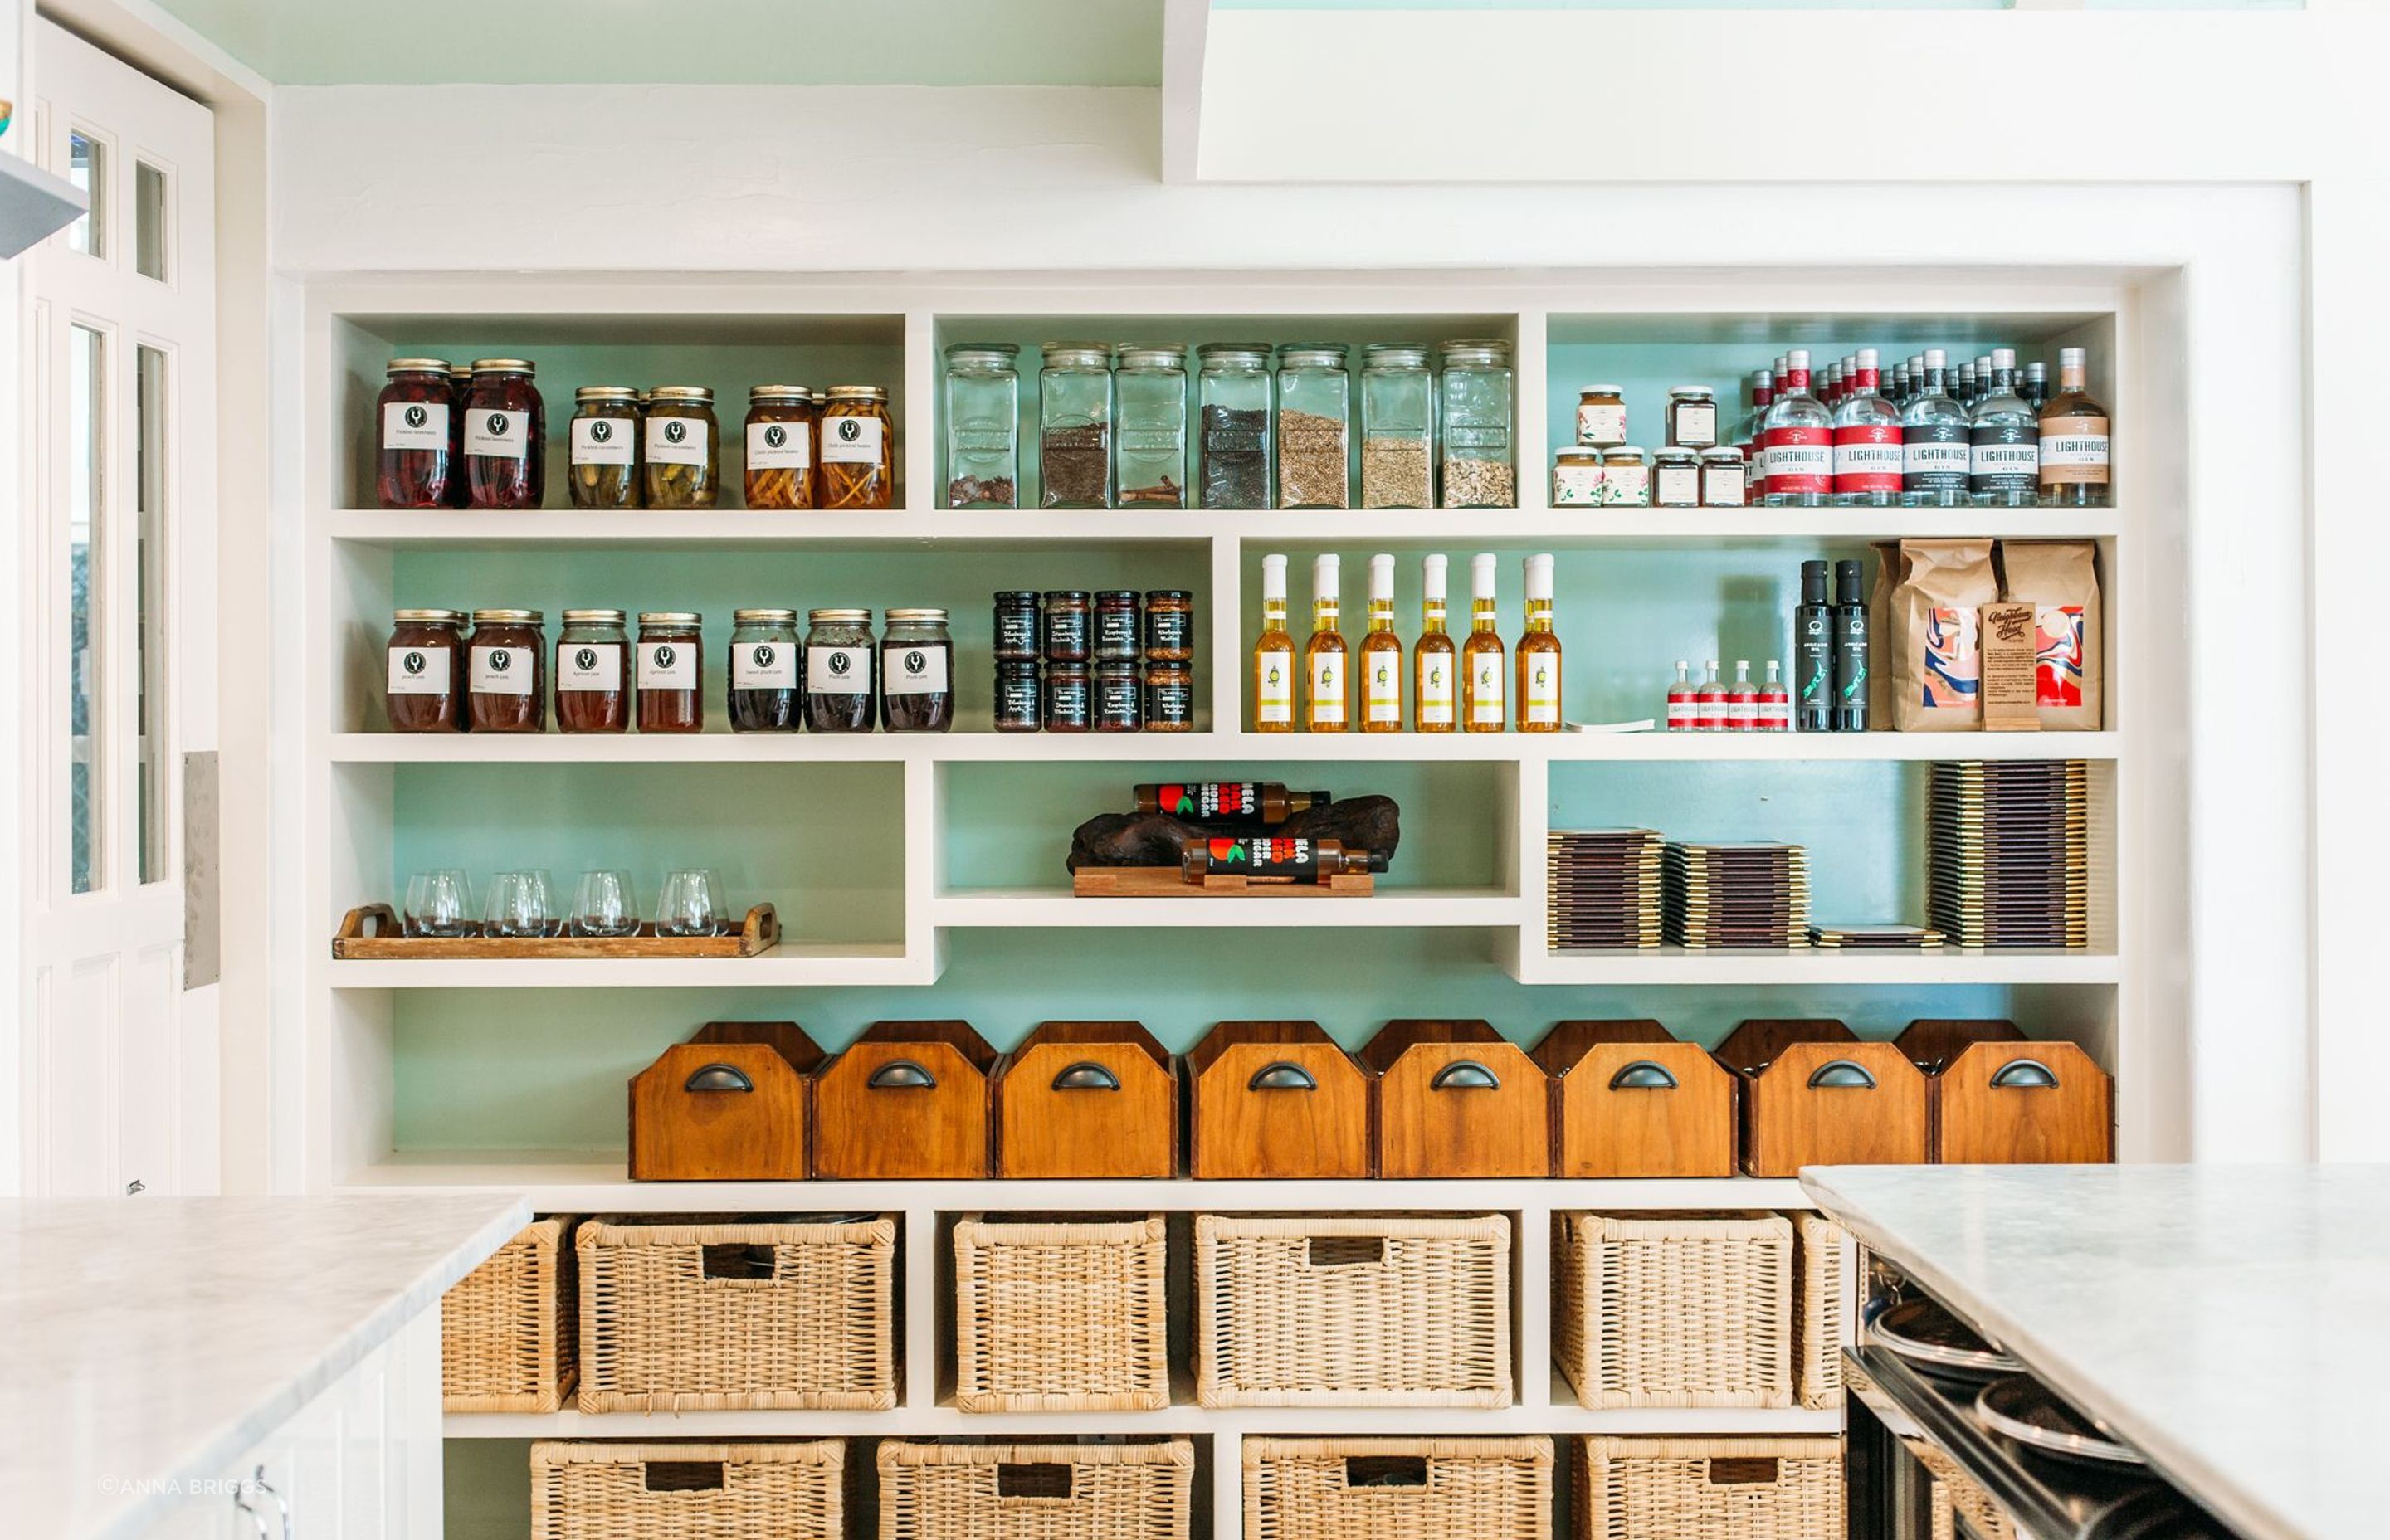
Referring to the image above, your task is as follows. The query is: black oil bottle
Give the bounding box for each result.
[1794,560,1833,732]
[1832,558,1871,732]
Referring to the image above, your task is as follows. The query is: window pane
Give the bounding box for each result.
[138,345,168,885]
[66,130,105,258]
[134,162,167,281]
[70,324,105,894]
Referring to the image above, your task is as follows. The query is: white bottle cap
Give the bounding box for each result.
[1422,553,1448,601]
[1471,552,1498,600]
[1261,553,1287,602]
[1314,553,1339,601]
[1707,658,1720,670]
[1524,553,1554,602]
[1785,348,1810,370]
[1924,348,1947,367]
[1992,347,2017,368]
[1856,348,1878,368]
[1368,553,1394,601]
[2059,346,2085,368]
[1736,660,1750,672]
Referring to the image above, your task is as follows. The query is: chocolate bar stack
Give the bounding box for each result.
[1545,827,1663,951]
[1807,923,1948,949]
[1928,760,2091,948]
[1662,841,1810,949]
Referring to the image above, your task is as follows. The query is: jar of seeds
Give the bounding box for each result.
[1197,344,1273,509]
[1359,344,1433,509]
[1275,344,1350,509]
[1437,339,1514,508]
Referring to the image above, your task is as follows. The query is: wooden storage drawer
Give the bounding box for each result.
[1534,1021,1736,1178]
[533,1440,844,1540]
[442,1216,578,1412]
[878,1439,1195,1540]
[1187,1020,1373,1180]
[1576,1436,1843,1540]
[812,1019,994,1179]
[1245,1436,1554,1540]
[1898,1019,2114,1165]
[1362,1019,1549,1178]
[995,1021,1178,1179]
[1714,1020,1927,1177]
[629,1021,823,1182]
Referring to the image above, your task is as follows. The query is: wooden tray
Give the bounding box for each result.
[332,902,780,958]
[1071,866,1374,897]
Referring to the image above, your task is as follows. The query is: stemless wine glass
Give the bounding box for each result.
[403,869,474,938]
[698,867,734,936]
[515,868,561,937]
[483,871,538,939]
[656,869,718,938]
[570,870,640,938]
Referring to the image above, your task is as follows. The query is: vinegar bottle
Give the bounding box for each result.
[1360,552,1403,733]
[1461,553,1506,733]
[1304,553,1348,733]
[1251,553,1294,733]
[1414,553,1456,733]
[1666,660,1695,732]
[1695,659,1727,732]
[1516,552,1562,733]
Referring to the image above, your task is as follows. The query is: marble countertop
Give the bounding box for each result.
[1802,1165,2390,1540]
[0,1193,527,1540]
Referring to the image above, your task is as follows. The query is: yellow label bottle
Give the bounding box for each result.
[1361,552,1403,731]
[1517,551,1562,731]
[1415,553,1456,732]
[1252,553,1294,732]
[1305,553,1347,732]
[1461,552,1505,732]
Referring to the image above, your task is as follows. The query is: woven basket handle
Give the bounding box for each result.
[1989,1057,2059,1089]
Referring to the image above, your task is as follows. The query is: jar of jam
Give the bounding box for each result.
[880,608,954,733]
[1094,590,1141,662]
[1666,386,1718,449]
[377,359,457,509]
[1552,448,1605,506]
[444,366,473,508]
[819,386,895,510]
[467,609,546,732]
[643,387,720,510]
[804,608,877,732]
[385,608,466,731]
[1096,659,1143,731]
[555,609,630,733]
[1700,447,1748,508]
[729,608,802,733]
[464,359,544,509]
[1576,383,1627,448]
[1042,590,1090,662]
[994,660,1041,732]
[1144,660,1193,732]
[1652,448,1702,508]
[744,386,817,510]
[1144,590,1193,661]
[993,592,1040,662]
[635,612,703,733]
[1600,446,1650,506]
[1044,660,1091,733]
[568,387,641,509]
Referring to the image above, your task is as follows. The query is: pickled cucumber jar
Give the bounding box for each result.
[1197,344,1273,510]
[1114,344,1188,508]
[1039,343,1114,509]
[642,387,720,509]
[568,387,641,509]
[943,344,1019,509]
[1275,344,1350,509]
[1359,344,1434,509]
[1437,339,1514,508]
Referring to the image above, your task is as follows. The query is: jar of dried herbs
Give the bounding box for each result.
[567,387,641,509]
[1437,339,1515,508]
[820,386,895,509]
[943,343,1019,509]
[1275,344,1350,509]
[643,387,719,509]
[1115,344,1187,508]
[1360,344,1434,509]
[1039,343,1113,509]
[1197,344,1273,510]
[744,386,816,509]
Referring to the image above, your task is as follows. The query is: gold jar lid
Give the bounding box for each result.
[1604,446,1646,464]
[749,384,812,402]
[1554,448,1603,464]
[470,608,544,623]
[468,358,535,375]
[559,608,627,625]
[575,387,638,402]
[637,611,702,626]
[387,358,451,376]
[883,607,950,623]
[649,386,714,403]
[393,607,466,623]
[807,607,873,624]
[825,385,887,402]
[733,607,800,623]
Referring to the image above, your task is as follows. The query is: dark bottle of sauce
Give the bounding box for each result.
[376,359,457,509]
[635,611,704,733]
[880,608,954,733]
[554,609,630,733]
[1134,782,1329,825]
[1179,835,1378,885]
[1832,558,1871,732]
[463,358,545,509]
[384,608,467,731]
[1793,560,1833,733]
[728,608,802,733]
[804,608,877,733]
[466,609,547,733]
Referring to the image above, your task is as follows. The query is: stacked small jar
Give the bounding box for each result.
[1554,383,1745,509]
[993,589,1195,733]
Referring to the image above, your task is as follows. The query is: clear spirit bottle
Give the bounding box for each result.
[1969,347,2041,508]
[1726,660,1758,732]
[1759,349,1833,507]
[1695,659,1727,732]
[1900,349,1972,508]
[1666,660,1695,732]
[1735,368,1774,503]
[1832,348,1903,507]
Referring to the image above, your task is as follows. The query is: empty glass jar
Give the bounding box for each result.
[1039,343,1113,509]
[1114,344,1188,508]
[943,343,1019,509]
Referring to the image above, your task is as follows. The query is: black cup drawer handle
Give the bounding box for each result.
[1807,1059,1878,1089]
[1608,1060,1680,1091]
[1990,1058,2060,1089]
[1431,1060,1500,1091]
[682,1063,754,1094]
[867,1059,936,1089]
[1248,1061,1319,1091]
[1051,1060,1120,1091]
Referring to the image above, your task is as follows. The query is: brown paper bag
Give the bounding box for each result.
[1880,539,1997,732]
[1994,541,2103,731]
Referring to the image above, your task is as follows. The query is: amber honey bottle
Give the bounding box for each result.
[1360,552,1403,733]
[1516,552,1562,732]
[1461,552,1506,733]
[1414,553,1456,733]
[1305,554,1348,733]
[1252,553,1295,733]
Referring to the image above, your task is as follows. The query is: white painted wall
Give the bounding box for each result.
[0,0,28,1198]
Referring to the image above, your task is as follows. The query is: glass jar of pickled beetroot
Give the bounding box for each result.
[463,358,545,509]
[377,358,457,509]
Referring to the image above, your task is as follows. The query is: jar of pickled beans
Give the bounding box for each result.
[744,386,817,509]
[818,386,895,509]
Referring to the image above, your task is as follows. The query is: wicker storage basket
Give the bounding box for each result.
[876,1439,1193,1540]
[577,1212,896,1413]
[532,1440,843,1540]
[1554,1211,1792,1410]
[444,1217,578,1412]
[1245,1437,1553,1540]
[1793,1211,1851,1410]
[1916,1444,2014,1540]
[1194,1211,1513,1407]
[954,1212,1169,1414]
[1576,1437,1843,1540]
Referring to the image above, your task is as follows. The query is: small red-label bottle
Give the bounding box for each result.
[1666,660,1696,732]
[1695,660,1728,732]
[1758,660,1792,732]
[1727,660,1758,732]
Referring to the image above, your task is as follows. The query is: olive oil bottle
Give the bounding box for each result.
[1461,552,1505,733]
[1516,552,1561,732]
[1414,553,1456,733]
[1252,553,1294,733]
[1305,554,1348,732]
[1361,553,1403,733]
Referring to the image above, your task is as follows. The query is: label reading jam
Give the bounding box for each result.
[746,420,812,470]
[2038,414,2110,483]
[1524,655,1560,724]
[1903,425,1971,490]
[1096,607,1139,655]
[387,645,450,695]
[885,646,949,695]
[732,641,797,689]
[469,645,534,695]
[808,645,872,694]
[1256,654,1293,724]
[1309,654,1345,724]
[1469,653,1505,725]
[383,401,449,453]
[645,414,710,467]
[1653,463,1701,506]
[1148,680,1192,721]
[1365,652,1402,723]
[570,415,634,466]
[994,609,1037,656]
[558,644,622,691]
[1761,426,1832,495]
[820,414,885,465]
[637,641,696,690]
[1832,424,1904,494]
[464,409,529,461]
[1417,654,1454,725]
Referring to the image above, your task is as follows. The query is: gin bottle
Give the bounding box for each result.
[1900,349,1971,508]
[1969,347,2041,508]
[1759,349,1833,507]
[1831,348,1902,507]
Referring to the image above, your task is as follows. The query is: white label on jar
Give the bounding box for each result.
[1365,652,1401,723]
[1419,654,1455,725]
[820,414,886,464]
[747,420,812,470]
[1654,465,1702,506]
[383,401,449,452]
[464,409,529,459]
[732,641,797,688]
[558,643,622,691]
[885,646,949,695]
[1552,464,1606,506]
[1672,403,1716,446]
[387,645,450,695]
[1577,402,1627,446]
[809,644,872,694]
[1599,463,1650,505]
[1257,653,1292,724]
[1309,654,1344,724]
[645,414,710,466]
[1469,653,1505,724]
[571,415,634,466]
[637,640,696,689]
[469,645,534,695]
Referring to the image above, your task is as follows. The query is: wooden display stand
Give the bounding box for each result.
[1072,866,1374,897]
[1533,1020,1739,1179]
[332,902,779,958]
[1186,1021,1375,1181]
[1715,1018,1929,1177]
[994,1021,1180,1179]
[1895,1019,2114,1165]
[1363,1018,1551,1178]
[812,1020,996,1179]
[628,1021,823,1181]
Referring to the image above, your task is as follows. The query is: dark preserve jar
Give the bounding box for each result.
[1095,659,1142,731]
[444,366,473,507]
[1095,590,1141,662]
[1144,589,1193,660]
[729,608,802,733]
[1045,660,1091,732]
[880,608,954,733]
[994,660,1041,732]
[467,609,546,733]
[635,611,704,733]
[1144,659,1193,731]
[377,359,457,509]
[804,608,877,733]
[1043,589,1090,662]
[464,358,545,509]
[384,608,466,731]
[993,591,1040,662]
[554,609,629,733]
